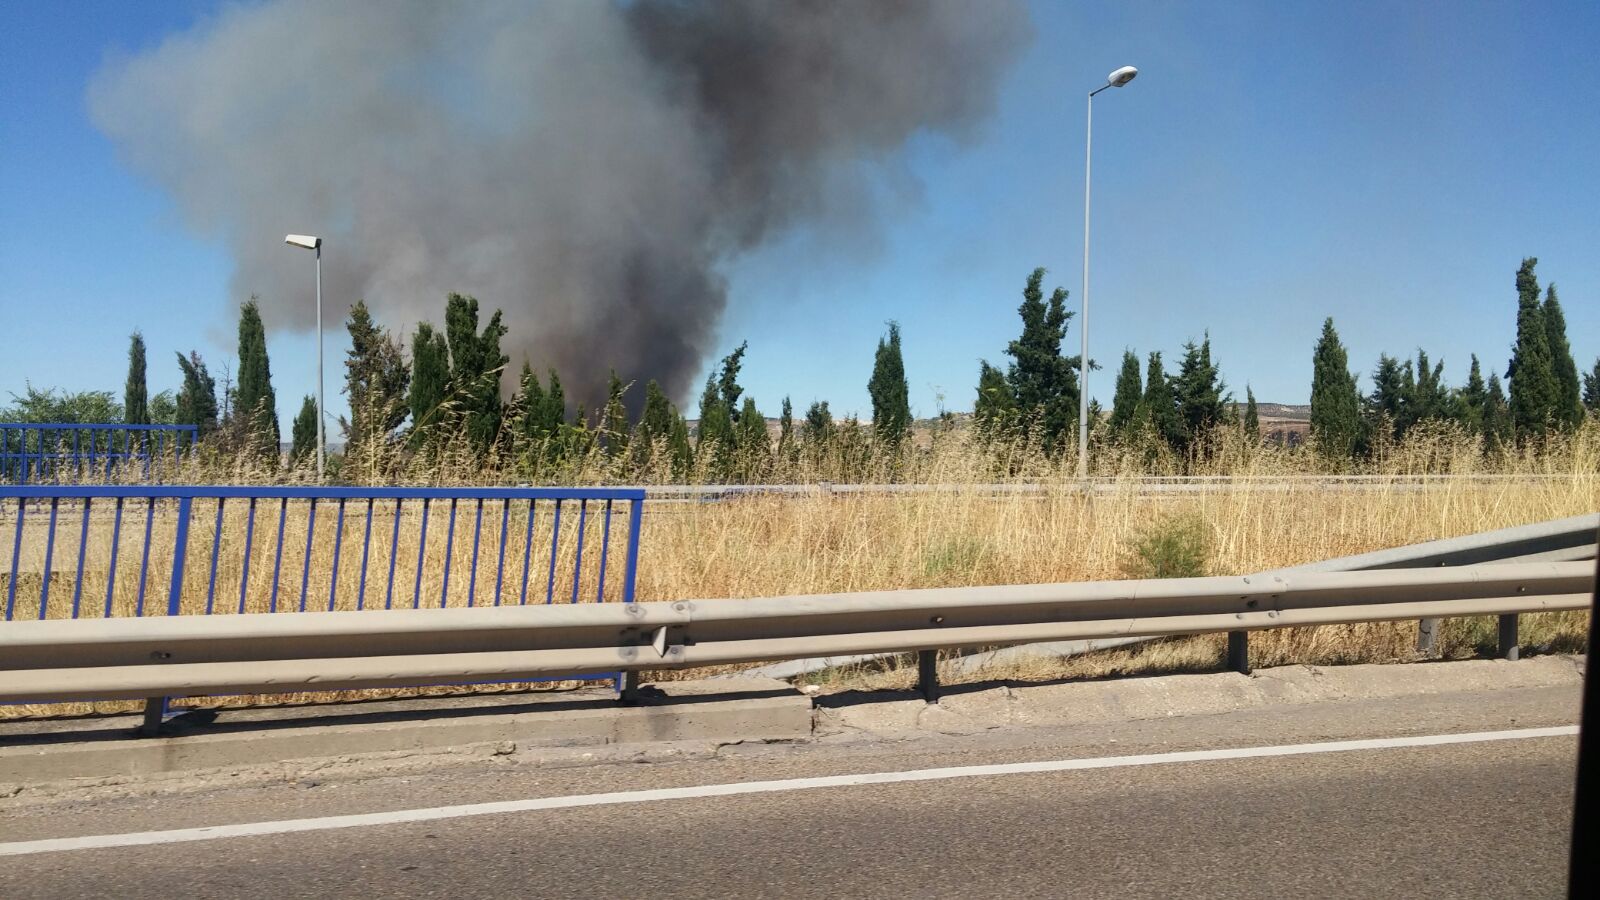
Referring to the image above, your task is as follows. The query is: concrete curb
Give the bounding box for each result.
[0,677,813,785]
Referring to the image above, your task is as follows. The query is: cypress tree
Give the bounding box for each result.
[289,395,318,466]
[1172,335,1227,455]
[1484,373,1512,448]
[1244,386,1260,440]
[1583,358,1600,414]
[803,401,833,445]
[668,412,694,475]
[235,298,279,457]
[540,369,566,437]
[408,322,450,439]
[633,379,675,469]
[717,342,748,424]
[735,396,768,478]
[601,372,630,458]
[1507,257,1557,438]
[1405,349,1448,432]
[1141,352,1183,451]
[514,362,546,444]
[1309,318,1362,458]
[867,322,911,447]
[342,301,410,454]
[973,361,1015,438]
[1366,353,1406,442]
[1542,284,1583,428]
[1004,268,1078,447]
[777,396,797,465]
[174,351,219,436]
[443,293,509,451]
[1460,355,1489,434]
[1108,350,1143,437]
[124,332,149,426]
[697,373,734,476]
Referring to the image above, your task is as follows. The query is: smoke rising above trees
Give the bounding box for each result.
[88,0,1031,407]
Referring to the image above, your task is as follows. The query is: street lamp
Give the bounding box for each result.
[1079,65,1138,480]
[284,233,325,479]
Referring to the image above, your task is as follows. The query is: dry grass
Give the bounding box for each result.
[3,423,1596,717]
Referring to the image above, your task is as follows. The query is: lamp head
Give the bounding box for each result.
[1107,66,1139,87]
[284,234,322,251]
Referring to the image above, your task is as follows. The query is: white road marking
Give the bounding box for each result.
[0,725,1577,857]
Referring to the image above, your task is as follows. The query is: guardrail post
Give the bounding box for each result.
[618,670,642,705]
[1226,630,1250,675]
[135,496,192,737]
[1497,614,1520,661]
[917,649,940,703]
[1416,617,1439,657]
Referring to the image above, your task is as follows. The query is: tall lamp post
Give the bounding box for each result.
[1079,65,1139,480]
[284,234,325,479]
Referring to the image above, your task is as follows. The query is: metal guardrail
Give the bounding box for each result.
[0,558,1589,711]
[0,484,645,725]
[0,423,198,484]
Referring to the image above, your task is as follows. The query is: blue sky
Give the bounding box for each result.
[3,0,1597,428]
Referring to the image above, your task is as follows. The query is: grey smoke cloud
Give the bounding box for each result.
[90,0,1030,407]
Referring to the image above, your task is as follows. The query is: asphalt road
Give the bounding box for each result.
[0,686,1581,899]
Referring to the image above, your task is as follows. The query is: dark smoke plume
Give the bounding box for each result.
[90,0,1029,405]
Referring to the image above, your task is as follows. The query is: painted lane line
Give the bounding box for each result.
[0,725,1577,857]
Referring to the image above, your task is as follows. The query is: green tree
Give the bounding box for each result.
[1583,358,1600,414]
[540,369,567,437]
[124,332,149,426]
[777,396,797,466]
[803,400,833,445]
[1243,386,1260,440]
[1004,268,1079,447]
[289,395,318,467]
[669,412,694,475]
[1107,349,1143,437]
[2,386,121,424]
[867,322,911,447]
[1459,354,1489,434]
[444,293,509,451]
[600,372,630,458]
[633,379,676,469]
[973,361,1016,437]
[408,322,450,442]
[234,298,279,457]
[717,341,748,424]
[1141,352,1183,451]
[342,301,410,455]
[735,396,769,479]
[1404,349,1449,432]
[696,372,734,476]
[1484,373,1512,448]
[1309,318,1363,458]
[1542,284,1583,428]
[149,391,178,426]
[1366,353,1406,443]
[1507,257,1558,438]
[174,351,219,436]
[1172,335,1228,456]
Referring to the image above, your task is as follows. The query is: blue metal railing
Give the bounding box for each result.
[0,424,199,484]
[1,484,646,701]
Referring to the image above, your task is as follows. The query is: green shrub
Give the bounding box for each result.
[1121,513,1212,579]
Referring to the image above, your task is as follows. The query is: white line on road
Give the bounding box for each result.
[0,725,1577,857]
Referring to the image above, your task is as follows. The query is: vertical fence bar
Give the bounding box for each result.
[205,498,225,614]
[622,498,644,605]
[237,498,257,614]
[412,498,431,609]
[493,499,510,607]
[166,496,192,616]
[595,500,613,603]
[467,499,484,607]
[386,498,402,610]
[299,498,318,612]
[327,499,346,611]
[71,497,91,618]
[134,497,155,616]
[440,498,458,608]
[7,496,26,619]
[103,497,124,617]
[569,500,587,604]
[546,500,562,604]
[269,497,288,613]
[357,498,375,611]
[38,497,59,618]
[519,498,536,605]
